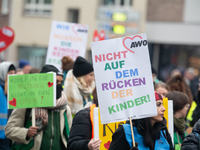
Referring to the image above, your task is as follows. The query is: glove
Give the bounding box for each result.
[129,142,139,150]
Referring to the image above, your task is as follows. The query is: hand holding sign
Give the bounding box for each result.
[0,26,14,53]
[88,139,102,150]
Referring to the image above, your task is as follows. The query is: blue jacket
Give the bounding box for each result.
[123,124,170,150]
[0,86,7,139]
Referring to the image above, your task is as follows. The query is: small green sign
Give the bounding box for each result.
[8,73,56,109]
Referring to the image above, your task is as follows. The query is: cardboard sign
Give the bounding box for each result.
[91,33,157,124]
[8,73,56,109]
[94,108,126,150]
[45,20,89,71]
[0,26,14,53]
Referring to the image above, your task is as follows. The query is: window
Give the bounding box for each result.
[18,46,47,69]
[24,0,52,17]
[1,0,9,15]
[101,0,132,6]
[68,9,79,23]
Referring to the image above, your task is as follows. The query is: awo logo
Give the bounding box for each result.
[123,35,148,53]
[72,24,87,35]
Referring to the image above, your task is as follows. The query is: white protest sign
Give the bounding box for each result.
[46,20,89,71]
[91,33,157,124]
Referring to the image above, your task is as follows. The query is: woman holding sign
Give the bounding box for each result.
[5,65,72,150]
[109,92,173,150]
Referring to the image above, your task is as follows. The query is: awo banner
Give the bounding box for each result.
[45,20,89,71]
[91,33,157,124]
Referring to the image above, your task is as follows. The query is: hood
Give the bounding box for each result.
[0,61,13,82]
[192,119,200,133]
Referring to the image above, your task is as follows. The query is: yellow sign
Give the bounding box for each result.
[163,97,168,129]
[99,111,126,150]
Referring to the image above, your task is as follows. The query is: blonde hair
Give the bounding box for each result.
[77,76,87,87]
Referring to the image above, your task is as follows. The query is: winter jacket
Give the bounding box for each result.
[67,107,92,150]
[109,122,173,150]
[181,119,200,150]
[190,91,200,126]
[0,86,7,139]
[0,61,15,118]
[0,62,15,150]
[0,86,10,150]
[5,106,72,150]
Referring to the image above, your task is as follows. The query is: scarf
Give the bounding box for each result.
[63,70,95,115]
[35,91,67,130]
[174,117,185,133]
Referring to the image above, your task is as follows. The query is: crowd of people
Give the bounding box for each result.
[0,57,200,150]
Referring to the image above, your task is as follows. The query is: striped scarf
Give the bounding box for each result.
[35,91,67,129]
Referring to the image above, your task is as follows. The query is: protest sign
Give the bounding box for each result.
[8,73,56,109]
[91,33,157,124]
[94,108,126,150]
[46,20,89,71]
[93,30,105,42]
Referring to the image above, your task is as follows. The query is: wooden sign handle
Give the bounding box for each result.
[32,108,35,127]
[129,117,135,147]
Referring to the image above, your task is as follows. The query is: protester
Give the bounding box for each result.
[189,78,200,126]
[29,67,41,73]
[0,86,9,150]
[0,61,16,114]
[167,74,193,106]
[5,64,72,150]
[16,68,24,75]
[64,56,95,116]
[151,66,159,84]
[109,92,173,150]
[184,67,199,99]
[166,91,190,150]
[61,56,74,84]
[67,88,101,150]
[154,82,169,98]
[0,61,16,150]
[19,59,31,74]
[170,69,182,78]
[181,118,200,150]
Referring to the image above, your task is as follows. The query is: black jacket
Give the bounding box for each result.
[191,91,200,126]
[67,107,91,150]
[181,119,200,150]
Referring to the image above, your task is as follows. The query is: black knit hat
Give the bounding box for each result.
[73,56,93,77]
[8,64,16,72]
[40,64,63,76]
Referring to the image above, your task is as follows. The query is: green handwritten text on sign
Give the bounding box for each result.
[8,73,56,109]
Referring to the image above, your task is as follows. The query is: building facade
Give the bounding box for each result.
[146,0,200,81]
[6,0,147,69]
